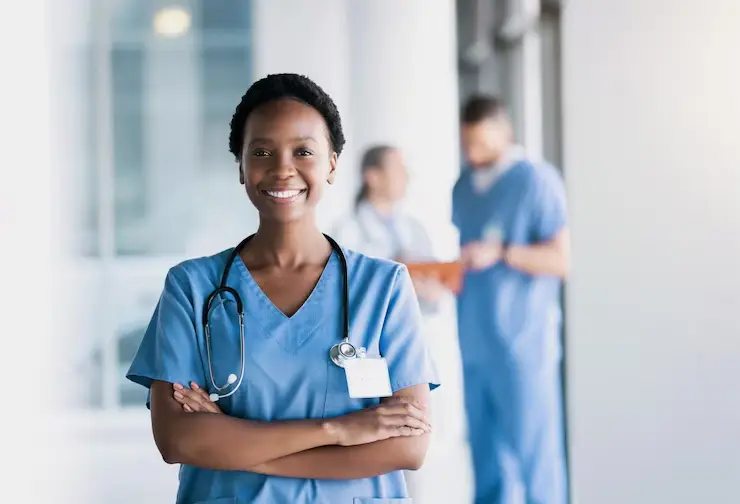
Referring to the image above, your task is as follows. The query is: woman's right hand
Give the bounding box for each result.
[172,382,223,414]
[326,397,432,447]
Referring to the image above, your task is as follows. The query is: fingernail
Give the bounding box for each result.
[173,383,183,390]
[191,382,199,390]
[174,391,183,400]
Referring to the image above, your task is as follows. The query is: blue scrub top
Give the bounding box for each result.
[126,247,439,504]
[452,160,567,369]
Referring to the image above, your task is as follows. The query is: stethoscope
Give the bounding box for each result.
[203,233,357,403]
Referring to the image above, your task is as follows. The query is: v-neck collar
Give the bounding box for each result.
[230,250,338,353]
[467,159,525,199]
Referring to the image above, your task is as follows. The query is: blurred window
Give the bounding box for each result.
[82,0,255,409]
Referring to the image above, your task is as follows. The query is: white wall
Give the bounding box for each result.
[347,0,460,260]
[562,1,740,503]
[253,0,461,260]
[0,0,53,501]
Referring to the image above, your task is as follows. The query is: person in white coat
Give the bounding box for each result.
[334,146,432,260]
[333,145,471,503]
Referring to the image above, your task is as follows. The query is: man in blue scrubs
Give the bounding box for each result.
[453,95,570,504]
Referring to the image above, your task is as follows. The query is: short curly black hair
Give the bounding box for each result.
[228,73,346,162]
[461,94,507,124]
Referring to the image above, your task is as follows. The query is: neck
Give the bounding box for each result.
[247,217,329,268]
[366,195,395,216]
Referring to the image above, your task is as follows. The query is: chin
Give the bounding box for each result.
[258,207,312,225]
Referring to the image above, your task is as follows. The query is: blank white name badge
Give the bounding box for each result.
[344,356,393,399]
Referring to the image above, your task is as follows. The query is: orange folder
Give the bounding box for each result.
[404,261,463,294]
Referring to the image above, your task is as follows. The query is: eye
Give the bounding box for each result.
[251,149,270,157]
[295,148,314,157]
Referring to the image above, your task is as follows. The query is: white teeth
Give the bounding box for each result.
[265,190,302,199]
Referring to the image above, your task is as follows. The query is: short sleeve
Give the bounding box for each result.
[532,168,568,242]
[125,268,206,407]
[379,265,441,392]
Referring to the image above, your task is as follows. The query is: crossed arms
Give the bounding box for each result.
[150,380,432,479]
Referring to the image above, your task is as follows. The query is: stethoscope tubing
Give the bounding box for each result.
[203,234,353,401]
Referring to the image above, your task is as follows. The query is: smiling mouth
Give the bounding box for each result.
[260,189,307,202]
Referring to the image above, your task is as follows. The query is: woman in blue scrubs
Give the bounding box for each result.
[126,73,439,504]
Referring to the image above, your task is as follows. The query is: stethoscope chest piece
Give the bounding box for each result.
[330,339,357,368]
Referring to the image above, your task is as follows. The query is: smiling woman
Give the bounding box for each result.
[237,97,338,222]
[125,73,440,503]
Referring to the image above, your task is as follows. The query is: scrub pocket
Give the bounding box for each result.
[352,499,412,503]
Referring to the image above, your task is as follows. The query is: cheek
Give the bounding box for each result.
[242,172,264,201]
[466,145,486,162]
[244,174,260,191]
[304,160,332,185]
[487,136,504,151]
[391,173,406,191]
[307,176,327,197]
[242,162,268,186]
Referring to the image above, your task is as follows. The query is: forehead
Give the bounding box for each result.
[244,98,329,143]
[381,149,404,166]
[461,119,501,139]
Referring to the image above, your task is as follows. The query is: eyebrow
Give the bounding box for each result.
[247,136,318,148]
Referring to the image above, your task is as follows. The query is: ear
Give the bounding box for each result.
[238,162,245,185]
[326,152,338,185]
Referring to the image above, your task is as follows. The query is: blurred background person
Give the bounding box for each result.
[333,144,469,503]
[333,145,430,262]
[453,95,570,504]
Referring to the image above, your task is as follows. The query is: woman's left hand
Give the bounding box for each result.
[173,382,223,414]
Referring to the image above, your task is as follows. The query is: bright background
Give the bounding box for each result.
[1,0,739,503]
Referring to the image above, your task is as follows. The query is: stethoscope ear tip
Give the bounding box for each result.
[209,393,220,403]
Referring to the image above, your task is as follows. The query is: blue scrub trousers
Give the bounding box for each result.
[463,360,568,504]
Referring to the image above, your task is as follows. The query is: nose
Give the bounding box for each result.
[272,152,296,179]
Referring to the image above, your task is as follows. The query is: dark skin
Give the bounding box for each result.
[150,98,433,478]
[173,382,432,478]
[237,98,337,316]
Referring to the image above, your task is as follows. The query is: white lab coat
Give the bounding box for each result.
[332,201,434,261]
[332,201,471,503]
